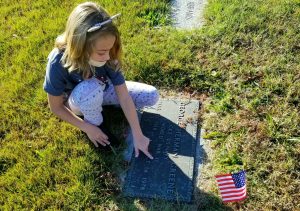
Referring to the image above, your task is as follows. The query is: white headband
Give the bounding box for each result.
[87,13,121,33]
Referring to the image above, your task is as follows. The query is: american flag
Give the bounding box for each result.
[215,170,247,203]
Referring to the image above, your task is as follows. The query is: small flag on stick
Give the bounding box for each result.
[215,170,247,203]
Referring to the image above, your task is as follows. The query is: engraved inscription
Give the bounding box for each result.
[174,130,181,154]
[140,177,147,191]
[171,0,207,29]
[164,137,171,160]
[157,101,162,111]
[186,2,195,20]
[167,163,177,194]
[153,119,159,131]
[123,99,200,202]
[177,102,186,128]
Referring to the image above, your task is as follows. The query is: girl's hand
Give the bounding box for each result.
[133,134,153,159]
[82,123,110,147]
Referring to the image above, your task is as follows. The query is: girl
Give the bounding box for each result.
[43,2,159,159]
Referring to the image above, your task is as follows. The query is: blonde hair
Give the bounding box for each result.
[55,2,122,78]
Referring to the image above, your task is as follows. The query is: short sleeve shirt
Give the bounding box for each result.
[43,48,125,96]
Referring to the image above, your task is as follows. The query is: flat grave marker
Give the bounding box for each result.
[123,99,201,202]
[171,0,207,29]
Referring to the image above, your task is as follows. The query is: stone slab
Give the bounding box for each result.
[171,0,207,29]
[123,99,200,202]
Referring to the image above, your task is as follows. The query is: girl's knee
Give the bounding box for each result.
[84,113,103,126]
[133,85,159,108]
[69,78,104,121]
[147,85,159,106]
[72,78,104,105]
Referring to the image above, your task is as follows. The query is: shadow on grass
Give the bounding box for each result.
[113,190,233,211]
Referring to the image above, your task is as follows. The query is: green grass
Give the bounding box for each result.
[0,0,299,210]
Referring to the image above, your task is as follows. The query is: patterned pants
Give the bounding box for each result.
[68,78,159,126]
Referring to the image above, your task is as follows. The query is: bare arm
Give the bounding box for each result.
[47,94,110,147]
[114,84,153,159]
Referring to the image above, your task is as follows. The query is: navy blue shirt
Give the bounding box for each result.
[43,48,125,96]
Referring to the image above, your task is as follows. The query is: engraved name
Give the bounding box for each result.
[157,101,162,111]
[186,2,195,20]
[166,163,177,194]
[177,102,185,125]
[140,177,148,191]
[173,130,181,154]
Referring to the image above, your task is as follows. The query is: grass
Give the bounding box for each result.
[0,0,299,210]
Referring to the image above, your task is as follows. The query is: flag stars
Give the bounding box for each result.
[233,171,246,188]
[215,170,247,203]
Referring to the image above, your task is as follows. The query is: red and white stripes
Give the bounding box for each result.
[216,174,247,203]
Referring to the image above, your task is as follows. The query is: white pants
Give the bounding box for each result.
[68,78,159,126]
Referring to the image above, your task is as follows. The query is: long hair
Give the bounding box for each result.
[55,2,122,78]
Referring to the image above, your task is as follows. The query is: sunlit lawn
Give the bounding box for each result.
[0,0,299,210]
